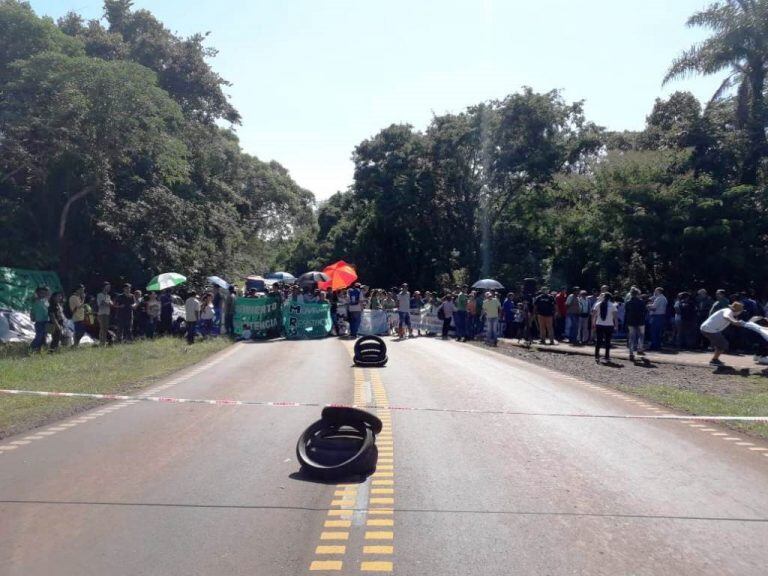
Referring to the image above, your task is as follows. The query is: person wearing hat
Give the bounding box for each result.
[700,300,746,366]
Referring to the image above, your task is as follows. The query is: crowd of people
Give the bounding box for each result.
[28,282,239,352]
[26,277,768,368]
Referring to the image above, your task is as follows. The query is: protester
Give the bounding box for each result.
[454,286,468,342]
[709,289,730,316]
[677,292,698,348]
[115,284,135,343]
[647,287,667,351]
[438,294,455,340]
[48,291,66,352]
[222,286,236,336]
[348,282,363,338]
[466,290,478,340]
[68,284,87,346]
[96,282,113,346]
[199,293,215,338]
[577,290,590,345]
[397,283,412,339]
[482,291,501,346]
[133,289,146,339]
[624,287,646,361]
[700,301,746,366]
[593,292,618,363]
[212,285,223,328]
[502,292,516,338]
[159,289,174,335]
[555,286,567,340]
[145,292,161,338]
[534,286,556,345]
[184,290,200,344]
[29,285,50,352]
[566,286,581,343]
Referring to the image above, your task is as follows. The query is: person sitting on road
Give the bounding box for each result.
[700,301,745,367]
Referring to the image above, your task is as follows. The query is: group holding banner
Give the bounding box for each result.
[233,296,333,340]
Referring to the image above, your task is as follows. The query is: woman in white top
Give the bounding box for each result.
[593,292,618,363]
[200,293,215,338]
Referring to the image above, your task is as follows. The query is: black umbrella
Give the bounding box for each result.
[298,271,330,285]
[472,278,504,290]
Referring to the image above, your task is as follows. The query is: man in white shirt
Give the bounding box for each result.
[700,301,745,366]
[185,291,201,345]
[397,283,412,338]
[647,287,668,351]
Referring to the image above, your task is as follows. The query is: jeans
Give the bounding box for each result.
[442,318,452,338]
[118,317,133,342]
[649,315,665,350]
[454,310,467,339]
[555,315,565,340]
[577,316,589,343]
[98,314,111,345]
[485,317,498,344]
[595,325,613,359]
[349,311,362,337]
[31,321,48,351]
[145,318,157,339]
[537,315,554,342]
[567,313,580,342]
[627,325,645,354]
[74,321,86,346]
[200,319,213,337]
[186,320,197,344]
[467,314,477,338]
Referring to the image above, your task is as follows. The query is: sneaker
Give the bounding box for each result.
[637,350,646,356]
[595,357,600,364]
[709,359,724,366]
[629,354,635,362]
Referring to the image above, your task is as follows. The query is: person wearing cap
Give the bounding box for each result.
[348,282,363,338]
[700,301,746,366]
[69,284,87,346]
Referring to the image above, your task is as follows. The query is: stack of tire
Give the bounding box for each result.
[353,335,388,367]
[296,407,382,481]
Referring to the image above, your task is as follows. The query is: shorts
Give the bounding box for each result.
[702,329,729,352]
[398,311,411,327]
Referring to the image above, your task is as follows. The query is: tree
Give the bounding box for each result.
[664,0,768,184]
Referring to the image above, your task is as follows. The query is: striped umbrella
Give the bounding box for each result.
[147,272,187,291]
[318,261,358,291]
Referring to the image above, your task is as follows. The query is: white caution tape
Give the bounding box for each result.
[1,388,767,422]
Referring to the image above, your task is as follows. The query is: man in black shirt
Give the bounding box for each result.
[115,283,136,343]
[624,287,646,361]
[534,287,556,345]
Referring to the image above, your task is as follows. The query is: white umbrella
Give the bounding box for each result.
[207,276,230,289]
[472,278,504,290]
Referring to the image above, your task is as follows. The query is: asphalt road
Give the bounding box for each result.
[1,337,767,575]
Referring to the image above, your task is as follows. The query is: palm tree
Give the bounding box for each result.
[664,0,768,184]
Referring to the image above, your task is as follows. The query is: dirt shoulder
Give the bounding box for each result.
[473,341,768,440]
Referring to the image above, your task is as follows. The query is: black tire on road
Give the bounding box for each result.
[296,419,377,480]
[321,406,383,435]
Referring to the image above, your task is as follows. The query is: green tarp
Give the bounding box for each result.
[233,295,282,338]
[283,301,332,339]
[0,267,63,312]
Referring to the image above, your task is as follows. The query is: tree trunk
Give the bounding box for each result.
[743,62,766,185]
[58,186,93,286]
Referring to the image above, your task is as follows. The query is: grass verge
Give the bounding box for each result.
[616,380,768,439]
[0,337,231,439]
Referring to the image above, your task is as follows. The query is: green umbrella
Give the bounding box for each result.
[147,272,187,291]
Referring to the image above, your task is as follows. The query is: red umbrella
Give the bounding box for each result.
[318,261,358,291]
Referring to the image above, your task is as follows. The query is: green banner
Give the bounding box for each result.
[233,295,282,339]
[283,301,332,339]
[0,267,63,312]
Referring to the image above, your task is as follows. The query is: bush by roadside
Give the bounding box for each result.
[0,338,231,439]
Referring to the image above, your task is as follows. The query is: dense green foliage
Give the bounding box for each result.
[302,1,768,294]
[0,0,315,289]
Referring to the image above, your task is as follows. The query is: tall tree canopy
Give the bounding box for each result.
[0,0,314,289]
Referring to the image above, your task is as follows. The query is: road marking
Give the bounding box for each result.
[315,546,346,554]
[327,510,353,517]
[320,532,350,541]
[736,442,755,446]
[361,561,393,572]
[371,488,394,495]
[367,519,394,527]
[10,440,30,445]
[748,447,768,451]
[0,445,18,451]
[365,532,394,540]
[324,520,352,528]
[364,546,394,554]
[309,560,343,571]
[367,509,394,515]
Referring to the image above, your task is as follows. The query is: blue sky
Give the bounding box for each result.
[30,0,723,200]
